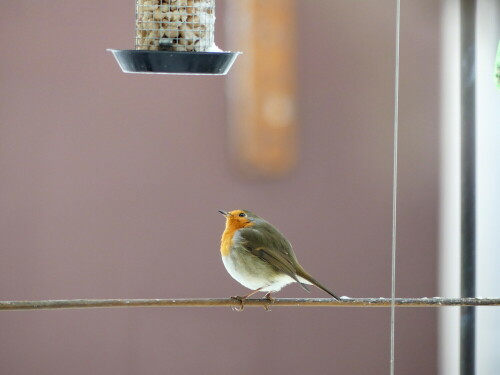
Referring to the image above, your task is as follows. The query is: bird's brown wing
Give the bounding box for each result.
[238,227,310,292]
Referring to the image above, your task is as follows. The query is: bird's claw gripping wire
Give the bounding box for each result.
[230,296,246,311]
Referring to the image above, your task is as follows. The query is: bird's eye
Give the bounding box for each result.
[239,212,246,217]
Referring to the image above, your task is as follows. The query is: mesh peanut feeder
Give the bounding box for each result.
[109,0,240,75]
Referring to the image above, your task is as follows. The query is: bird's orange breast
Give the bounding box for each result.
[220,227,236,257]
[220,221,254,257]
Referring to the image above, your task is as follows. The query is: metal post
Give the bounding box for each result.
[460,0,476,374]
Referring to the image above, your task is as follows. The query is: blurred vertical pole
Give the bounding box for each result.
[460,0,476,375]
[225,0,297,179]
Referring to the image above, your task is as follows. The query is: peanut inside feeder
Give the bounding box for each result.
[136,0,216,52]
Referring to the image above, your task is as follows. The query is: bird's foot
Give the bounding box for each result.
[264,292,275,302]
[230,296,246,311]
[230,288,263,311]
[263,292,275,311]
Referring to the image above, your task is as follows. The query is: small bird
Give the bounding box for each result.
[219,209,340,304]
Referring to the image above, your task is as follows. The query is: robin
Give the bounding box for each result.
[219,209,340,305]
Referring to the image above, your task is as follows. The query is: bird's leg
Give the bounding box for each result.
[263,292,275,311]
[231,288,262,311]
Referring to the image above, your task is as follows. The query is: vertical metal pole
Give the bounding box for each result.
[460,1,476,375]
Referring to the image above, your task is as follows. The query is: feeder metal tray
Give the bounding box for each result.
[108,50,241,75]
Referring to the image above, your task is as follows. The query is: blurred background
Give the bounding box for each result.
[1,0,493,374]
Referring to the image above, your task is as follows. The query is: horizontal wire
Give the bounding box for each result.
[0,297,499,311]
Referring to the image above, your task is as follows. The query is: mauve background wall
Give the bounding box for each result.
[0,1,439,374]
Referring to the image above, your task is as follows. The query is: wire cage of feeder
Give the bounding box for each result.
[109,0,240,75]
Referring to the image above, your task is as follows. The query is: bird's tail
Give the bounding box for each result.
[295,267,340,300]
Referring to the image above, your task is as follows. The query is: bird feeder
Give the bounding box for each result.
[109,0,240,75]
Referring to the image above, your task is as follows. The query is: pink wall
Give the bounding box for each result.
[0,1,440,374]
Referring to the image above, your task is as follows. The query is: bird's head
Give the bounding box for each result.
[218,209,260,229]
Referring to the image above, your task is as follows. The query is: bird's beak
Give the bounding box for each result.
[218,210,228,216]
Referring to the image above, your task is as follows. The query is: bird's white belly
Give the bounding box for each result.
[222,251,295,293]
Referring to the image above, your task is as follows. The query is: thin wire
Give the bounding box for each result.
[1,297,500,310]
[390,0,401,374]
